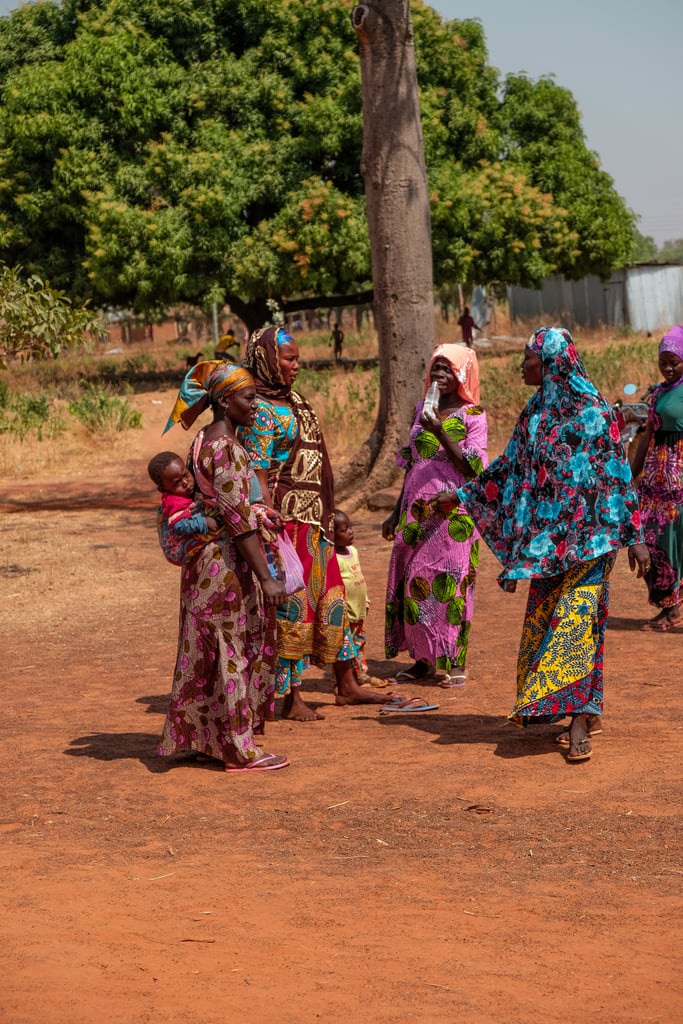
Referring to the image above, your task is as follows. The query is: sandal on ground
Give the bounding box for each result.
[567,738,592,763]
[379,697,439,714]
[394,660,431,682]
[439,673,466,689]
[225,753,290,772]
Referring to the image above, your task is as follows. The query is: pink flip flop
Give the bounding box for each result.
[225,753,290,772]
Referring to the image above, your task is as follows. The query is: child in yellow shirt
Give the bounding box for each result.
[334,509,390,688]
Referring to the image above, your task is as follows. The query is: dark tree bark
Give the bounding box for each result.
[336,0,434,501]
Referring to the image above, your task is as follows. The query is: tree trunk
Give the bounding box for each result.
[338,1,434,502]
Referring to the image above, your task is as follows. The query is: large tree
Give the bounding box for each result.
[0,0,636,330]
[340,0,433,497]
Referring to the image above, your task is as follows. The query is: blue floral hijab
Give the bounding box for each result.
[458,326,643,589]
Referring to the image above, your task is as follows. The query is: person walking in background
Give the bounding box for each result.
[158,360,289,772]
[457,326,650,763]
[630,324,683,631]
[382,344,487,688]
[457,306,478,348]
[330,322,344,363]
[239,325,392,720]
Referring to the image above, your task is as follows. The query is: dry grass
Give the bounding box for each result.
[0,314,660,480]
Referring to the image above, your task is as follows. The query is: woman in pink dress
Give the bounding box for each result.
[382,345,488,687]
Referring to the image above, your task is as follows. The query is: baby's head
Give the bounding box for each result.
[148,451,195,498]
[333,508,354,549]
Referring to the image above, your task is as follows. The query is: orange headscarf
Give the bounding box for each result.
[425,344,481,406]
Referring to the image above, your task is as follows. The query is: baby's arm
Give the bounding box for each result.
[172,502,220,536]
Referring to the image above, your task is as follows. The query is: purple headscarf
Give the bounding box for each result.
[659,324,683,361]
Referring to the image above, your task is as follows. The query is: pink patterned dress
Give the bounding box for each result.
[159,431,277,765]
[385,401,488,672]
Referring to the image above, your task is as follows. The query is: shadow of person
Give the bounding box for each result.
[374,708,562,761]
[606,616,644,632]
[374,710,506,745]
[136,693,171,715]
[64,732,207,774]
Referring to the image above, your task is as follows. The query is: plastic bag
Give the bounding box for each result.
[277,531,305,594]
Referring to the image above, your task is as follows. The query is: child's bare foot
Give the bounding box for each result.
[282,689,324,722]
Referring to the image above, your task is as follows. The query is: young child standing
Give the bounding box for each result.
[333,508,390,688]
[148,450,220,565]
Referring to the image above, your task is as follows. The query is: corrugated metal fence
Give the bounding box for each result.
[508,264,683,332]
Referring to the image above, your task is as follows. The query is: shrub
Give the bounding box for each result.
[68,382,142,435]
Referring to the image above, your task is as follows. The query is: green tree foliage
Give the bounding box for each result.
[631,230,658,262]
[657,238,683,263]
[0,0,637,324]
[0,264,105,367]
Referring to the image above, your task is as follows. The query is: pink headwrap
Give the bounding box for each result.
[425,343,481,406]
[659,324,683,360]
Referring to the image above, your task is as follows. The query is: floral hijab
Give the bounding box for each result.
[458,326,642,588]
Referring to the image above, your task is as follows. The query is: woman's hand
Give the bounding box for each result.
[431,490,459,515]
[628,543,651,578]
[381,508,400,541]
[260,577,287,606]
[420,408,443,434]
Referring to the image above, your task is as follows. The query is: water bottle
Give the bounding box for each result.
[423,381,440,417]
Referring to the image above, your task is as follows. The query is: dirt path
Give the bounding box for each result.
[1,400,682,1023]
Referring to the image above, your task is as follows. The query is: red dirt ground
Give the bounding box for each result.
[1,396,682,1024]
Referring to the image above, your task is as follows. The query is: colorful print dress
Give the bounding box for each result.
[638,382,683,608]
[458,327,642,726]
[239,397,349,694]
[159,431,277,764]
[385,401,488,672]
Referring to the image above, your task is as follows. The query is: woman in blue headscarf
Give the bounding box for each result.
[158,361,290,772]
[455,327,650,762]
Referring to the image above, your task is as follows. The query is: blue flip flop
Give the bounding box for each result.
[379,697,439,714]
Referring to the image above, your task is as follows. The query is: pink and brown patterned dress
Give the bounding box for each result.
[159,430,277,765]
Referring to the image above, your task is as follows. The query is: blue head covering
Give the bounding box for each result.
[458,327,642,587]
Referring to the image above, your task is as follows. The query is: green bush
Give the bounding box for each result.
[0,383,66,440]
[68,382,142,434]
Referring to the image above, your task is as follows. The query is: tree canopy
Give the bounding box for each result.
[0,0,638,326]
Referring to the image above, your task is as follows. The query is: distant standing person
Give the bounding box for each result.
[457,307,478,348]
[331,322,344,363]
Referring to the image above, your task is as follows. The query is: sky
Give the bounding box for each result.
[434,0,683,246]
[0,1,680,245]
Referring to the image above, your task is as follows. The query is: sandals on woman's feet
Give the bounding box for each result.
[225,753,290,772]
[440,673,466,689]
[395,660,431,682]
[555,719,603,746]
[567,738,592,762]
[641,609,673,631]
